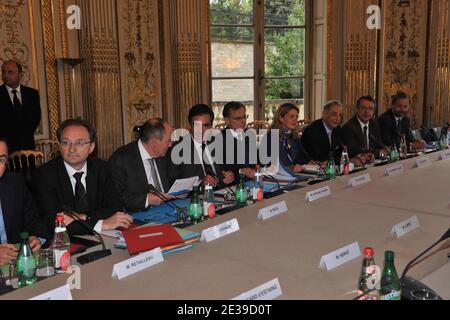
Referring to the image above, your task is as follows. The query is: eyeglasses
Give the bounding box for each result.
[229,114,249,121]
[0,157,7,165]
[59,140,93,148]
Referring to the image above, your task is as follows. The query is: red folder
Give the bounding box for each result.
[122,224,184,255]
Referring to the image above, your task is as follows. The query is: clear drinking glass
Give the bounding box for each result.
[36,249,55,277]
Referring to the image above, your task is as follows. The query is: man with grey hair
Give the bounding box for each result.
[0,60,41,153]
[109,118,174,212]
[301,100,343,163]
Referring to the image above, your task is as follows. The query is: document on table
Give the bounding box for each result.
[167,177,199,196]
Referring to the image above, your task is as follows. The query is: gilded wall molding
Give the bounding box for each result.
[118,0,160,142]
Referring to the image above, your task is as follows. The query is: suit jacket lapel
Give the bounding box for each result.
[350,116,365,146]
[132,142,150,192]
[86,158,97,210]
[57,157,76,210]
[0,85,14,111]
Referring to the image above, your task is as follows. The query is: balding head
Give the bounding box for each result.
[2,60,23,89]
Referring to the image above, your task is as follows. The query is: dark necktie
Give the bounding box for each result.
[11,89,23,110]
[148,158,162,192]
[73,172,89,213]
[202,143,216,178]
[363,126,368,151]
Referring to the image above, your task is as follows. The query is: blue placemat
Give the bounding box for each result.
[132,198,191,224]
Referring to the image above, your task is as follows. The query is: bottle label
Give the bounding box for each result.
[203,202,215,218]
[252,187,264,201]
[18,257,36,277]
[54,249,71,271]
[381,290,401,300]
[356,290,378,300]
[55,227,66,233]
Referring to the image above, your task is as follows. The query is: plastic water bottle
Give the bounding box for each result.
[235,170,248,204]
[339,145,350,175]
[51,214,71,273]
[203,181,215,219]
[252,165,264,201]
[16,232,37,288]
[188,186,203,224]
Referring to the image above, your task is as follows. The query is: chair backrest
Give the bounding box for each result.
[35,139,59,163]
[9,150,44,184]
[247,121,269,133]
[215,122,228,130]
[295,120,311,136]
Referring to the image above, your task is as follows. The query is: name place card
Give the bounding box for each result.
[305,186,331,202]
[232,278,283,301]
[112,247,164,280]
[416,156,431,168]
[30,284,73,300]
[385,164,404,177]
[201,218,240,243]
[257,201,288,221]
[440,150,450,161]
[348,173,371,188]
[319,242,361,271]
[391,216,420,238]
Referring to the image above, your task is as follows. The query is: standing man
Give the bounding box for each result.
[341,96,385,165]
[378,91,426,150]
[0,60,41,153]
[32,119,133,236]
[109,118,175,212]
[301,100,343,164]
[0,137,47,265]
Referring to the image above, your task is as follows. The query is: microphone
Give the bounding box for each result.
[62,206,112,265]
[399,227,450,300]
[147,184,178,210]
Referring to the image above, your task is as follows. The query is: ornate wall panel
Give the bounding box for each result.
[79,0,123,159]
[381,0,428,128]
[118,0,161,143]
[432,0,450,126]
[341,0,379,122]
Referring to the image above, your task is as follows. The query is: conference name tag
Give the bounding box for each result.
[232,278,283,301]
[348,173,371,187]
[30,284,73,300]
[201,218,240,243]
[112,247,164,280]
[319,242,361,271]
[391,216,420,238]
[440,150,450,161]
[416,156,431,168]
[305,186,331,202]
[385,164,404,177]
[257,201,288,221]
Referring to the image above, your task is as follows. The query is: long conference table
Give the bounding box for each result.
[3,151,450,300]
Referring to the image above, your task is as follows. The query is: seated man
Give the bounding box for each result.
[32,119,133,236]
[0,137,47,265]
[378,91,426,150]
[301,100,343,164]
[109,118,174,212]
[169,104,235,188]
[220,101,257,179]
[341,96,386,165]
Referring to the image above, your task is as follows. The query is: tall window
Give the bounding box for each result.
[209,0,307,125]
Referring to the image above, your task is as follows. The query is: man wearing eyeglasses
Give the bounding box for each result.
[220,101,257,179]
[169,104,235,188]
[32,119,133,236]
[0,137,48,265]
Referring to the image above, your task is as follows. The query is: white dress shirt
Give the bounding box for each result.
[357,117,370,150]
[322,121,333,146]
[6,84,22,106]
[63,161,103,232]
[138,140,164,208]
[192,136,218,177]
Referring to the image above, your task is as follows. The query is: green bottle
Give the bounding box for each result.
[325,152,336,180]
[379,251,401,300]
[235,170,248,204]
[16,232,37,288]
[188,186,203,224]
[389,145,399,162]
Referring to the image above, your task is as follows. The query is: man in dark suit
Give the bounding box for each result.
[341,96,386,165]
[32,119,133,236]
[378,91,426,150]
[0,137,47,265]
[301,100,343,164]
[169,104,235,188]
[109,118,174,213]
[0,60,41,153]
[220,101,257,179]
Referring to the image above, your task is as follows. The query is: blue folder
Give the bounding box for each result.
[132,198,191,224]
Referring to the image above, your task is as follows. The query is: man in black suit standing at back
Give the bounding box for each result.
[378,91,426,150]
[0,137,48,265]
[301,100,343,164]
[32,119,133,236]
[0,60,41,153]
[109,118,175,212]
[341,96,387,165]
